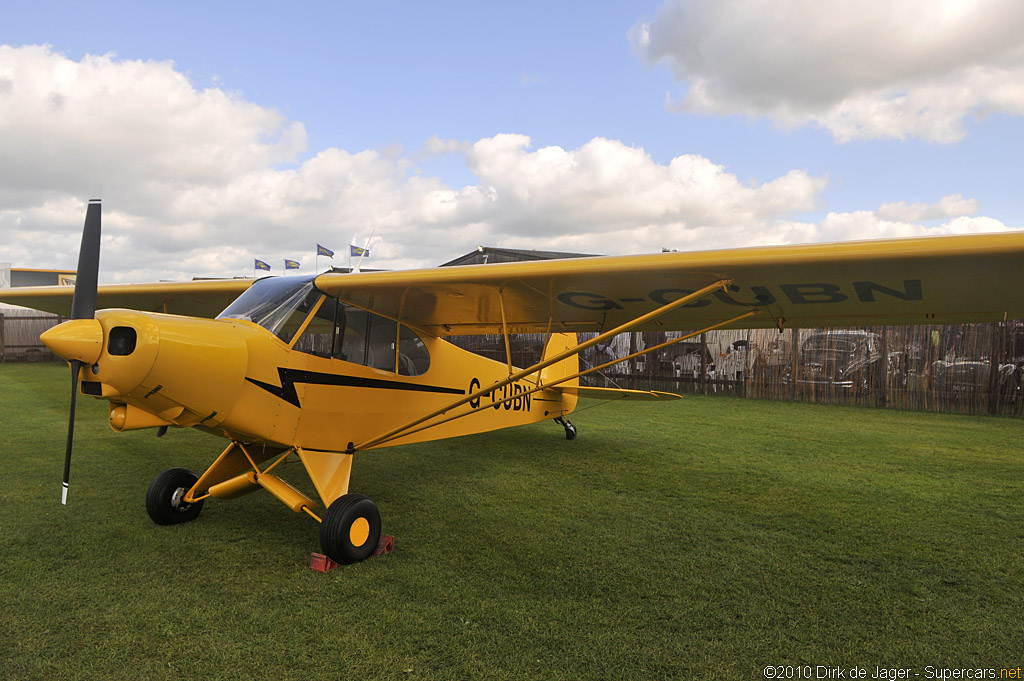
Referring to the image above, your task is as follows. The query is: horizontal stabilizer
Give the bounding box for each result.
[551,386,682,401]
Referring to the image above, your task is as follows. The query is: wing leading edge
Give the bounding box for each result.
[314,232,1024,336]
[0,279,255,318]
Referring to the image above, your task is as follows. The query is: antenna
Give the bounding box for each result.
[352,229,376,273]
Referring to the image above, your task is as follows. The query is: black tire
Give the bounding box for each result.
[319,494,381,565]
[146,468,204,525]
[554,417,577,440]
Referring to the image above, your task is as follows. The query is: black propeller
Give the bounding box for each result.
[61,198,102,505]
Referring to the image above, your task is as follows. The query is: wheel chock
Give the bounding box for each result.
[375,534,395,556]
[309,552,337,572]
[309,535,395,572]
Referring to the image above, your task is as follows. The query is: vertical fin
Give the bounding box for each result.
[540,333,579,415]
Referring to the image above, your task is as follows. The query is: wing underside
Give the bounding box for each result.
[5,233,1023,332]
[313,233,1024,336]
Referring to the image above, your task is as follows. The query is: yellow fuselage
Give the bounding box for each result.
[50,309,577,453]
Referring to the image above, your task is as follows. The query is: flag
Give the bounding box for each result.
[350,245,370,258]
[317,243,334,258]
[254,259,271,271]
[284,259,301,270]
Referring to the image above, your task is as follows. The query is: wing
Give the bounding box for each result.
[314,232,1024,336]
[0,279,254,318]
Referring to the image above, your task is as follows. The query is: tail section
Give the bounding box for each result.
[540,333,579,416]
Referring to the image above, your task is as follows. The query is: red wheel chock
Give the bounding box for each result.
[375,534,396,555]
[309,535,395,572]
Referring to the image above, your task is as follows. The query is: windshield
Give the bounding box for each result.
[217,275,319,339]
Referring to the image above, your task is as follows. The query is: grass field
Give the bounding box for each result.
[2,362,1022,680]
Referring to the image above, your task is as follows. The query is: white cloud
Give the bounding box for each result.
[876,194,980,222]
[0,45,306,202]
[462,134,826,248]
[0,46,1013,286]
[632,0,1024,142]
[809,210,1011,243]
[418,135,472,158]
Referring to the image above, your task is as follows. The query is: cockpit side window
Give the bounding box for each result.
[291,296,430,375]
[291,296,344,358]
[394,324,431,376]
[220,279,430,375]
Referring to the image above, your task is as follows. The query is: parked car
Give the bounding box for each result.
[932,357,1021,401]
[790,330,883,391]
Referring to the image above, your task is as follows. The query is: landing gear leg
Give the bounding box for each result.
[554,417,577,440]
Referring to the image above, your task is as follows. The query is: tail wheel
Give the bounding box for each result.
[146,468,204,525]
[320,494,381,565]
[554,416,577,440]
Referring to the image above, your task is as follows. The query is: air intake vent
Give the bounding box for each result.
[108,326,137,356]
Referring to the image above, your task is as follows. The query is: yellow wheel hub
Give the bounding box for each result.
[349,516,370,547]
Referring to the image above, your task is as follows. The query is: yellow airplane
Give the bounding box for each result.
[4,199,1024,564]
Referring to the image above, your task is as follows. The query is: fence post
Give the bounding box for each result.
[877,327,888,408]
[987,322,1002,415]
[789,329,800,401]
[700,332,708,395]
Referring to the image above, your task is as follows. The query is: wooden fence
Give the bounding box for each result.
[450,321,1024,417]
[0,312,61,363]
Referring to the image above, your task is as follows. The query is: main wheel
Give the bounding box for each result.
[146,468,204,525]
[319,494,381,565]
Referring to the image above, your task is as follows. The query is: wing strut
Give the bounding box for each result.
[499,288,513,376]
[354,279,734,451]
[358,308,760,449]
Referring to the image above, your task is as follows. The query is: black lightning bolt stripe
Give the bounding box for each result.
[246,367,465,408]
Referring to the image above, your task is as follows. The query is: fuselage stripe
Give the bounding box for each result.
[245,367,465,408]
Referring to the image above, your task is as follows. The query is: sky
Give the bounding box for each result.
[2,0,1024,283]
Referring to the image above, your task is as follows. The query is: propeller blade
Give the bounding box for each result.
[62,198,101,504]
[70,198,101,320]
[62,360,81,505]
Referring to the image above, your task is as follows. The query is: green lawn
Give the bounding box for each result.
[1,362,1022,680]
